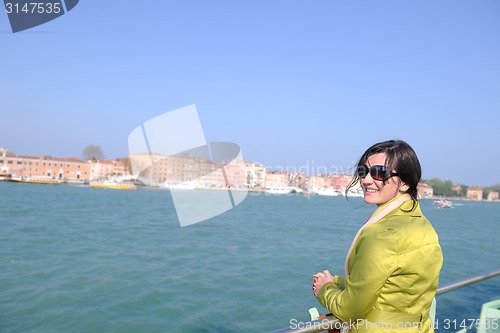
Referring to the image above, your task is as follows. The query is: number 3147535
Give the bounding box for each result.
[5,2,62,14]
[440,319,499,330]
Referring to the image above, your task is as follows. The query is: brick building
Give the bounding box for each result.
[0,150,91,181]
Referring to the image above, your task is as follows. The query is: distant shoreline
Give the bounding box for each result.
[2,179,499,203]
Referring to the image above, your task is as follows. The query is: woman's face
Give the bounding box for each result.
[361,153,406,205]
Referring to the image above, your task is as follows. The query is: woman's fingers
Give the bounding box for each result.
[313,269,334,297]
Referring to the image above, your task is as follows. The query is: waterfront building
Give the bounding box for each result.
[88,159,131,180]
[113,158,132,177]
[308,173,328,191]
[417,182,434,198]
[90,160,115,180]
[265,170,290,189]
[243,162,266,190]
[0,150,91,181]
[487,191,499,201]
[331,174,352,190]
[222,159,247,189]
[289,172,307,190]
[467,186,483,201]
[0,149,21,177]
[129,152,194,186]
[128,152,246,188]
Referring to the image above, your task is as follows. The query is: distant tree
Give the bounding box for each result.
[483,188,491,200]
[82,145,105,161]
[454,183,468,197]
[424,178,455,197]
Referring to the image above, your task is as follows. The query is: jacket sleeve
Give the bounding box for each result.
[334,275,345,289]
[316,225,397,322]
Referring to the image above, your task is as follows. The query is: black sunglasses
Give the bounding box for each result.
[356,165,398,181]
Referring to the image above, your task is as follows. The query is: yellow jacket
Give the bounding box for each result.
[317,200,443,333]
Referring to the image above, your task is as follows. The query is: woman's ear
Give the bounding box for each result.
[399,183,409,192]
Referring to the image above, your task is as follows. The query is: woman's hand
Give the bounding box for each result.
[312,269,334,297]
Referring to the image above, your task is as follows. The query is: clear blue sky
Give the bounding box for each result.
[1,1,499,187]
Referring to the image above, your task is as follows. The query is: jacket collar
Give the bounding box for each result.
[371,194,422,219]
[392,199,422,217]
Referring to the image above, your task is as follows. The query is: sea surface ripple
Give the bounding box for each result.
[0,183,498,332]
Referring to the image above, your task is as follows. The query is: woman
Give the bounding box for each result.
[312,140,443,333]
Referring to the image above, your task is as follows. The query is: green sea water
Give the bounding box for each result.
[0,182,499,333]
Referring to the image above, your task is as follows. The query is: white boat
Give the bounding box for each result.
[347,187,363,197]
[266,187,295,195]
[168,182,196,190]
[160,181,196,190]
[316,188,343,197]
[7,176,62,185]
[437,200,453,208]
[89,179,137,190]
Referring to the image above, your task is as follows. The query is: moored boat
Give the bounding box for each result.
[89,179,137,190]
[347,187,363,197]
[6,176,62,185]
[266,187,296,195]
[160,181,196,190]
[315,188,343,197]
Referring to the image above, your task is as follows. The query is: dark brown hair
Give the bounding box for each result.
[347,140,422,203]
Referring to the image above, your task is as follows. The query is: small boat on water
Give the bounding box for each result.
[89,179,137,190]
[435,199,453,208]
[266,187,296,195]
[159,181,196,190]
[6,176,62,185]
[347,187,363,197]
[315,188,343,197]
